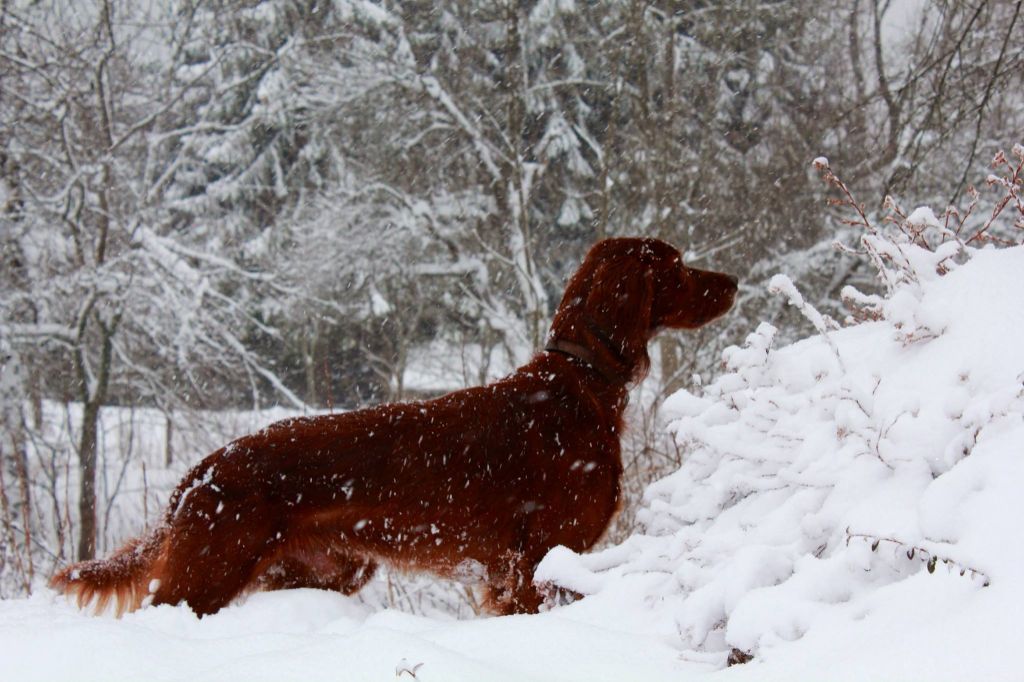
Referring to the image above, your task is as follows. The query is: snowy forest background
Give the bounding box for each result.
[0,0,1021,607]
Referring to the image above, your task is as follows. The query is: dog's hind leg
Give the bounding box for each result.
[147,476,287,616]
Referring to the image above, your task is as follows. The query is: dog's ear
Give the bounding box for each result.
[547,242,656,382]
[582,254,654,347]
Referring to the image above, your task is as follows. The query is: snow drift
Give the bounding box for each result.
[538,233,1024,678]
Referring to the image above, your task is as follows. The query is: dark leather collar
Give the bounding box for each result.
[544,337,632,385]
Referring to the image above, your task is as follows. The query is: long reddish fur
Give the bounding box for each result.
[51,237,737,616]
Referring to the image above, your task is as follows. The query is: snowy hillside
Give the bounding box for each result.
[4,235,1024,679]
[539,242,1024,680]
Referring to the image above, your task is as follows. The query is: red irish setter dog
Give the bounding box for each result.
[52,237,737,616]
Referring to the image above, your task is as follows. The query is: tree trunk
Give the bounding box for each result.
[14,430,34,585]
[75,323,115,561]
[164,414,173,467]
[302,320,321,407]
[28,363,43,431]
[76,398,100,561]
[659,336,682,395]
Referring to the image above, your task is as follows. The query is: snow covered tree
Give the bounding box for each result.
[0,0,302,561]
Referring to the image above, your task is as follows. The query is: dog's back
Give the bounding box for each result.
[54,352,626,615]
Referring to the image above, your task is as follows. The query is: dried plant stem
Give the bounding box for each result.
[845,529,990,587]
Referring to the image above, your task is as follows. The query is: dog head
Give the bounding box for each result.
[643,240,738,332]
[547,237,737,382]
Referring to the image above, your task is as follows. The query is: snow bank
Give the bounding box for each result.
[537,245,1024,679]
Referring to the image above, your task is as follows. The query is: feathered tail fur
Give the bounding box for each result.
[50,526,168,616]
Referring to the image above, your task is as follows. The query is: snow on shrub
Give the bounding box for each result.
[536,145,1024,666]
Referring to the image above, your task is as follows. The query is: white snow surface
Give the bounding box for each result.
[0,589,701,682]
[4,247,1024,680]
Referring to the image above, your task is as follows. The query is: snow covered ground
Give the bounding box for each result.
[3,236,1024,680]
[0,588,707,681]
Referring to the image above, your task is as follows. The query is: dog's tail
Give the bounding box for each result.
[50,525,169,617]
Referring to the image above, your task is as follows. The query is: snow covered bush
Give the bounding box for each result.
[536,145,1024,672]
